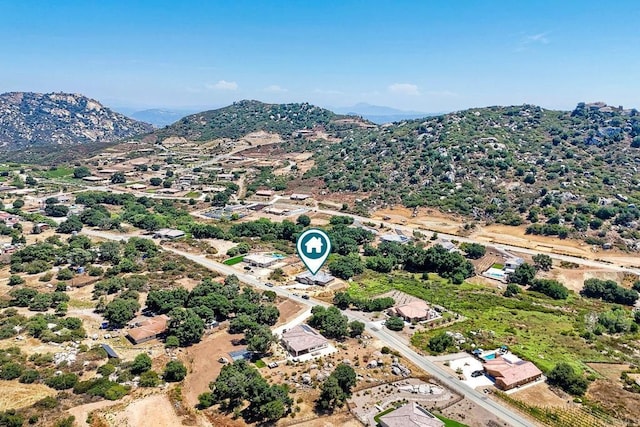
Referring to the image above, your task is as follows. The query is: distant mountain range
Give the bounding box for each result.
[0,92,152,148]
[332,102,441,124]
[116,102,439,127]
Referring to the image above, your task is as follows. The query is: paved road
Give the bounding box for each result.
[81,228,535,427]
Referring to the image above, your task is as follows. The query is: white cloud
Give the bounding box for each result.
[527,32,550,44]
[516,32,551,51]
[388,83,420,96]
[206,80,238,91]
[264,85,288,93]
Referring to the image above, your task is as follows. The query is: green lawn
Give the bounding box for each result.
[435,414,468,427]
[43,167,74,178]
[254,359,266,368]
[347,271,627,373]
[185,191,200,198]
[491,263,504,269]
[223,255,245,265]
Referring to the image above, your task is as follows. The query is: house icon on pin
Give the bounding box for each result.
[305,236,323,254]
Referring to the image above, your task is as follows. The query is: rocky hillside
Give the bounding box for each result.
[0,92,153,148]
[150,100,367,141]
[294,102,640,247]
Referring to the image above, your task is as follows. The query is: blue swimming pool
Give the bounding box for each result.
[482,352,496,360]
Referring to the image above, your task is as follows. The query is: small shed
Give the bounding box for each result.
[101,344,120,359]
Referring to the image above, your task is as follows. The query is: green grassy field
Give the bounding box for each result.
[223,255,245,265]
[254,359,266,368]
[42,167,74,178]
[347,272,628,373]
[185,191,200,198]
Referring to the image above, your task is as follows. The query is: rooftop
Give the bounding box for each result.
[126,315,170,343]
[379,402,444,427]
[282,324,328,354]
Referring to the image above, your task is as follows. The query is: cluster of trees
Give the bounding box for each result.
[525,223,570,238]
[199,360,292,423]
[316,364,357,411]
[460,243,486,259]
[581,278,638,306]
[596,307,637,334]
[144,276,279,347]
[8,287,70,313]
[528,279,569,300]
[333,292,395,312]
[308,306,362,339]
[547,363,589,396]
[366,242,475,284]
[328,254,364,279]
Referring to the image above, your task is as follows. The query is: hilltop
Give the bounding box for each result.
[149,99,369,142]
[0,92,152,148]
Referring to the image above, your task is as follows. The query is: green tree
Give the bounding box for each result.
[73,166,91,178]
[57,215,83,234]
[509,263,536,286]
[503,283,521,297]
[317,375,344,410]
[167,308,204,346]
[103,298,140,328]
[460,243,486,259]
[385,316,405,331]
[131,353,152,374]
[139,370,160,387]
[8,275,24,286]
[110,172,126,184]
[547,362,588,396]
[532,254,552,271]
[428,332,454,354]
[163,361,187,382]
[348,320,365,337]
[296,215,311,227]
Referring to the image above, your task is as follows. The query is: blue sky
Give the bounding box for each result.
[1,1,638,112]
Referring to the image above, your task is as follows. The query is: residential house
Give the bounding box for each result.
[378,402,444,427]
[295,271,335,286]
[126,315,170,345]
[281,324,328,357]
[153,228,186,240]
[390,300,439,323]
[483,357,543,390]
[243,254,279,268]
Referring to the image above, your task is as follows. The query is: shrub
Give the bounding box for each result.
[139,370,160,387]
[163,361,187,382]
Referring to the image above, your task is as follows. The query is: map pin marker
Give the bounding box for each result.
[296,228,332,275]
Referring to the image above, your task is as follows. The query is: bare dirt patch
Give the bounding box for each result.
[509,383,570,408]
[182,329,246,408]
[551,268,626,293]
[109,393,185,427]
[275,298,306,326]
[587,379,640,424]
[0,381,56,411]
[587,363,631,382]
